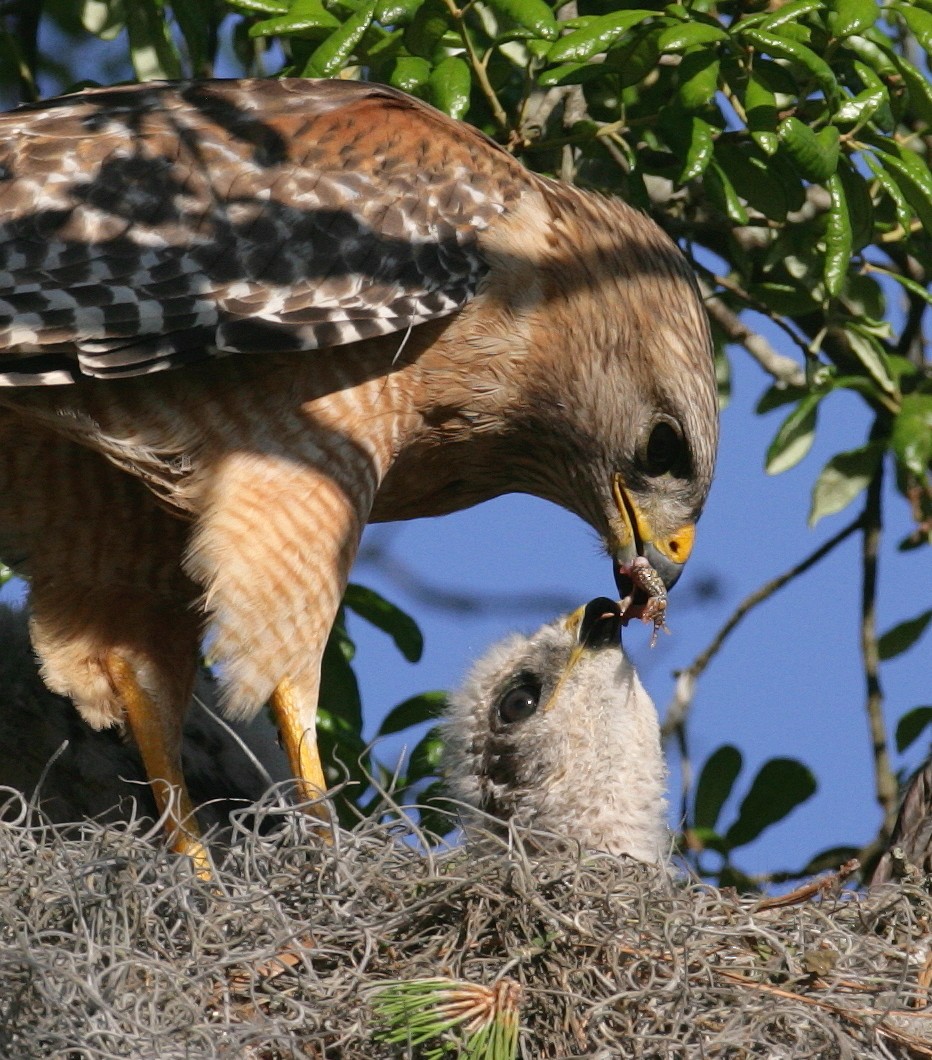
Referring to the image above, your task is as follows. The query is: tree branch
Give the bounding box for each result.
[859,461,899,835]
[662,514,864,743]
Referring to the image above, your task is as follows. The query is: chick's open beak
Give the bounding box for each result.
[611,474,695,595]
[548,598,623,712]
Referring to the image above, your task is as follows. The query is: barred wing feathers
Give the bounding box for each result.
[0,78,526,385]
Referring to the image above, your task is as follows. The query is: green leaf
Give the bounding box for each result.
[125,0,183,80]
[171,0,211,73]
[863,151,913,236]
[251,0,341,38]
[756,383,810,414]
[226,0,288,14]
[677,47,720,110]
[407,725,444,778]
[485,0,558,40]
[428,55,471,118]
[745,68,780,154]
[741,28,839,107]
[546,9,656,63]
[777,116,839,182]
[724,758,817,850]
[895,706,932,754]
[836,158,873,251]
[375,0,426,25]
[765,393,820,474]
[693,744,743,831]
[343,583,423,662]
[404,0,451,60]
[378,691,447,736]
[892,2,932,52]
[826,0,878,39]
[872,143,932,235]
[808,442,883,525]
[680,115,715,182]
[891,393,932,479]
[845,326,896,396]
[702,158,749,223]
[756,0,823,31]
[657,20,728,53]
[833,86,886,125]
[879,610,932,661]
[389,54,431,91]
[301,0,376,74]
[823,171,852,298]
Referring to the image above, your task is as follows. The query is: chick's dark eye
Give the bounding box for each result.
[497,681,541,724]
[645,421,684,476]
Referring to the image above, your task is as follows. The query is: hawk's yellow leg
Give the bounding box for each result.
[107,654,212,879]
[270,678,331,832]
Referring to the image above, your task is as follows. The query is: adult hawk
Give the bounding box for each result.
[0,78,717,859]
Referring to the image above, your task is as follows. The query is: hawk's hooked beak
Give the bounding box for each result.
[544,598,623,712]
[611,474,695,595]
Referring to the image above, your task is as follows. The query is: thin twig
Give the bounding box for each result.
[700,284,806,388]
[860,460,899,834]
[662,514,864,742]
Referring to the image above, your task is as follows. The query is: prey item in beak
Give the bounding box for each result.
[611,473,695,596]
[546,598,623,712]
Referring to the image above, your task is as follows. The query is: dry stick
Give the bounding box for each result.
[860,465,900,836]
[701,287,806,388]
[662,512,865,744]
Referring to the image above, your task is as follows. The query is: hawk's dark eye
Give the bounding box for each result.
[645,421,684,476]
[497,680,541,724]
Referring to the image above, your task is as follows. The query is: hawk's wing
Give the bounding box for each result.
[0,79,527,384]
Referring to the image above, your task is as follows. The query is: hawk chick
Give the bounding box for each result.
[443,598,667,863]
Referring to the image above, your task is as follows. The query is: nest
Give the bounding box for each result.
[1,790,931,1059]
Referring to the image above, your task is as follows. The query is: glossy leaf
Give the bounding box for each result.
[741,28,839,107]
[823,171,852,298]
[680,115,715,182]
[226,0,288,14]
[428,55,471,118]
[486,0,558,40]
[808,442,884,526]
[693,744,743,831]
[378,691,447,736]
[765,393,820,474]
[864,152,914,236]
[657,21,728,53]
[375,0,426,26]
[677,47,720,110]
[724,758,817,850]
[833,87,885,125]
[826,0,879,39]
[302,1,376,75]
[745,68,780,154]
[756,0,823,31]
[878,610,932,661]
[895,706,932,754]
[892,2,932,52]
[389,54,431,91]
[777,116,839,182]
[251,0,340,38]
[872,143,932,234]
[546,9,656,64]
[343,583,424,662]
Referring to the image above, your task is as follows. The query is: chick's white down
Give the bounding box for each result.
[442,607,668,864]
